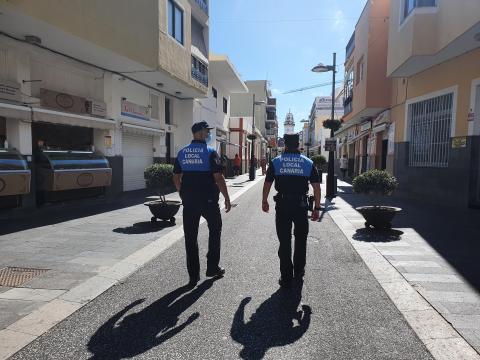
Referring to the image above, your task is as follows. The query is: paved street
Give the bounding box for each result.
[9,180,433,360]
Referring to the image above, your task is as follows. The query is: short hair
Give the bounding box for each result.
[284,134,299,149]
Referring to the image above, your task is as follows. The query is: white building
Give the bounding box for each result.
[308,95,343,158]
[284,112,295,135]
[193,54,247,159]
[0,0,211,209]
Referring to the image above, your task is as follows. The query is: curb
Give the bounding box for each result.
[0,174,265,359]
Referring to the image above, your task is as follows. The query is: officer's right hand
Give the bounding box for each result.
[262,200,269,213]
[225,198,232,213]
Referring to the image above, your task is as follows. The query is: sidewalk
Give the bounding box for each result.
[0,170,264,359]
[324,175,480,358]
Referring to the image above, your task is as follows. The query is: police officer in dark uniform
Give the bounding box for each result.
[262,133,321,288]
[173,121,232,287]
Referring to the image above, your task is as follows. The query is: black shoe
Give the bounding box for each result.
[206,267,225,278]
[187,276,200,288]
[278,278,292,288]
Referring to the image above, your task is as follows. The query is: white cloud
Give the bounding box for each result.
[333,9,346,32]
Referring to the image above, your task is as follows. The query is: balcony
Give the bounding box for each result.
[191,55,208,87]
[346,32,355,59]
[195,0,208,14]
[267,111,276,121]
[267,97,276,107]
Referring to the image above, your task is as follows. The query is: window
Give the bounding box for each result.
[408,92,453,168]
[223,97,228,114]
[212,87,217,107]
[191,56,208,86]
[168,0,183,44]
[165,98,171,125]
[403,0,436,20]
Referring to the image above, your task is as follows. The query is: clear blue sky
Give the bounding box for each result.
[210,0,366,134]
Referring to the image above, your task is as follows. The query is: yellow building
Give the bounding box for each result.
[387,0,480,207]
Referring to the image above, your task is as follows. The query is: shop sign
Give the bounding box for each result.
[41,88,87,114]
[86,99,107,118]
[324,138,336,152]
[0,80,21,103]
[452,137,467,149]
[104,135,112,148]
[360,121,372,132]
[121,100,149,121]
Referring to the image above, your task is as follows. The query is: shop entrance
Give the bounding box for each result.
[32,122,93,151]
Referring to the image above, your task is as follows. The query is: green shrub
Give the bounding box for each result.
[352,169,398,196]
[144,163,174,194]
[310,155,327,171]
[323,119,343,132]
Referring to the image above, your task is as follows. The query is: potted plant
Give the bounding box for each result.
[144,163,181,224]
[310,154,327,172]
[352,169,401,230]
[323,119,343,132]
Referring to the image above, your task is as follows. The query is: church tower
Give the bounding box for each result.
[284,111,295,135]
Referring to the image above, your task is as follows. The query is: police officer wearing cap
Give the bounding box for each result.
[262,133,321,288]
[173,121,232,287]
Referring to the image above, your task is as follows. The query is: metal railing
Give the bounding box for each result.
[408,92,453,168]
[195,0,208,14]
[191,67,208,87]
[346,32,355,59]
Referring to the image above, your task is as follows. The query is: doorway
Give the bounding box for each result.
[165,132,172,164]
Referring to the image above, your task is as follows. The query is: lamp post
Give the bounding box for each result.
[249,94,266,181]
[312,52,337,200]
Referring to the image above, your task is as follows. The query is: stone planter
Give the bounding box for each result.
[355,206,402,230]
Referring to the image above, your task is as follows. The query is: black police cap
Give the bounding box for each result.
[191,121,213,134]
[284,133,300,148]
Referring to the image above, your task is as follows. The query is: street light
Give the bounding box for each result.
[249,94,266,181]
[312,52,337,200]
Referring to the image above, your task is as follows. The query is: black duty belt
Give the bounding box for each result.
[274,193,307,201]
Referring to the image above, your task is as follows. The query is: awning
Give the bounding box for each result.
[372,123,387,134]
[121,123,165,136]
[347,131,369,145]
[33,108,115,130]
[0,103,31,121]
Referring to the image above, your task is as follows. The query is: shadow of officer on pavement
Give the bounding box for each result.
[88,278,218,359]
[230,284,311,360]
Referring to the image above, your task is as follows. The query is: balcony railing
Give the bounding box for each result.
[346,32,355,59]
[195,0,208,14]
[192,68,208,87]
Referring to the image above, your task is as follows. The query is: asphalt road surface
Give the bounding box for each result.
[11,181,434,360]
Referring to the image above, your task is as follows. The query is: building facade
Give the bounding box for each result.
[229,80,273,172]
[336,0,392,178]
[193,54,247,164]
[0,0,210,209]
[308,96,343,158]
[387,0,480,208]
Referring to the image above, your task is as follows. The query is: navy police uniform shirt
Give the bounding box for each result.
[173,140,223,199]
[266,151,320,195]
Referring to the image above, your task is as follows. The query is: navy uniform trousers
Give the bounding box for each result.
[182,196,222,279]
[275,197,309,281]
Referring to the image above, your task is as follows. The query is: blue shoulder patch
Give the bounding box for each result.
[273,153,313,177]
[177,143,212,172]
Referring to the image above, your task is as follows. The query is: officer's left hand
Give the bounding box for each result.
[311,209,320,221]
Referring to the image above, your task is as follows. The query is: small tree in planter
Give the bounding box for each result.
[352,169,401,230]
[144,163,180,223]
[310,154,327,172]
